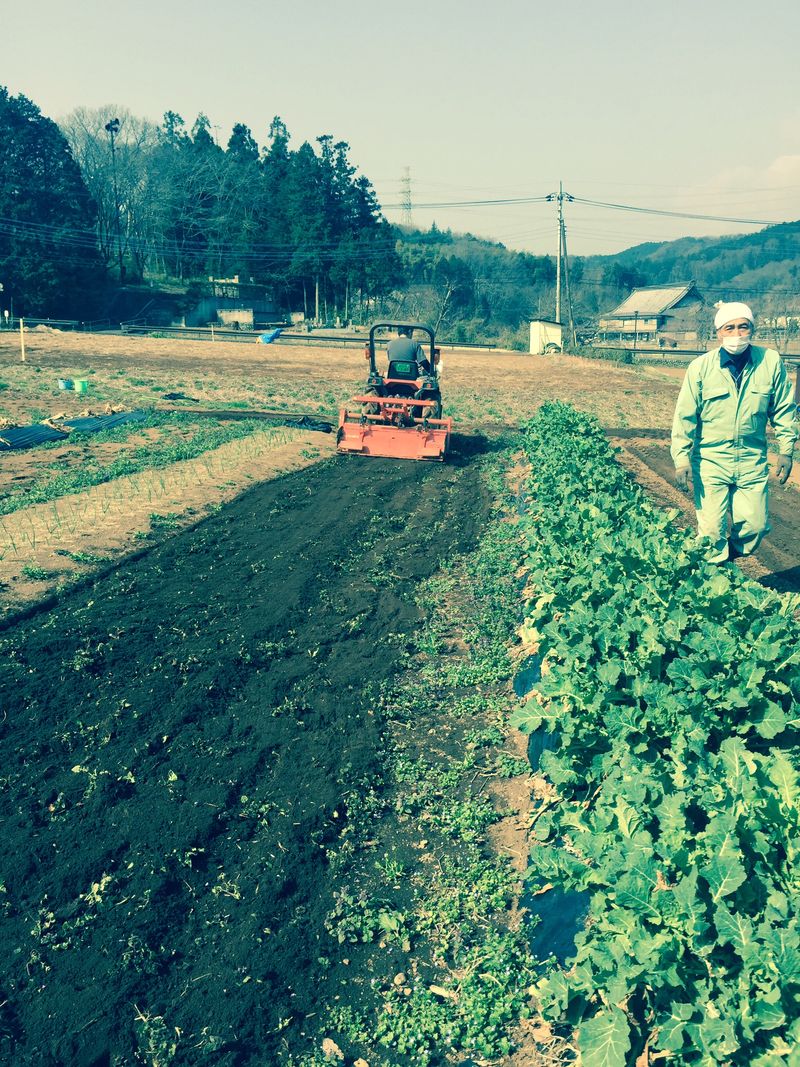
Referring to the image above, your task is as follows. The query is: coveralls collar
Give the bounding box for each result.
[719,344,753,391]
[719,344,752,371]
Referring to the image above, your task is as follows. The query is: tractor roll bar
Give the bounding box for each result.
[367,323,436,376]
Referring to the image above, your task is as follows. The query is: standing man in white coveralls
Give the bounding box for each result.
[671,301,796,564]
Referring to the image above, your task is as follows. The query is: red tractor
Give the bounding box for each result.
[336,322,452,461]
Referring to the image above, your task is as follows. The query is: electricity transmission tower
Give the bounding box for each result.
[401,167,413,228]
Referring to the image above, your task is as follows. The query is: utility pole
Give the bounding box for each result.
[554,183,563,322]
[547,183,575,336]
[104,117,125,283]
[632,310,639,361]
[561,213,577,351]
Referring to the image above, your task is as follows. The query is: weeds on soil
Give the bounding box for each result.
[287,442,569,1067]
[0,424,301,580]
[0,414,289,518]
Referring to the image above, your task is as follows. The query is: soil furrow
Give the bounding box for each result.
[0,445,489,1066]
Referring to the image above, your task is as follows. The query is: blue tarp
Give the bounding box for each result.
[0,410,150,452]
[257,329,283,344]
[0,407,332,452]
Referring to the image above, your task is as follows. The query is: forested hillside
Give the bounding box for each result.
[411,220,800,343]
[1,90,400,323]
[386,228,652,346]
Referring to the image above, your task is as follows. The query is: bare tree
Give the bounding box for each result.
[60,107,160,280]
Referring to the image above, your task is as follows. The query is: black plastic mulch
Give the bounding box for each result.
[0,410,333,452]
[0,410,151,451]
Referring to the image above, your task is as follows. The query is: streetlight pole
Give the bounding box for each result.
[104,117,125,283]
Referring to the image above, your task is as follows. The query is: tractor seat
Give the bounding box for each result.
[387,360,421,381]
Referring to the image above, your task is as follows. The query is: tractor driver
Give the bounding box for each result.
[387,326,431,374]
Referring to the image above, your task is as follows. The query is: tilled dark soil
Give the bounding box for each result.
[0,440,490,1067]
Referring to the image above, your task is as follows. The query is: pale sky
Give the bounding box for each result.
[4,0,800,256]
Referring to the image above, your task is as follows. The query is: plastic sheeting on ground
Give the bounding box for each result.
[280,415,332,432]
[514,652,590,965]
[256,329,283,343]
[0,410,150,452]
[0,408,333,453]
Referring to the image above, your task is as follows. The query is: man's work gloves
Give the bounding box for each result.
[776,455,793,485]
[676,458,793,489]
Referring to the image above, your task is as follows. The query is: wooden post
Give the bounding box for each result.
[632,311,639,362]
[20,317,25,362]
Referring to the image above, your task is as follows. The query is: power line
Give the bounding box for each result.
[381,194,551,209]
[4,184,800,280]
[0,216,401,262]
[569,196,778,227]
[381,188,790,226]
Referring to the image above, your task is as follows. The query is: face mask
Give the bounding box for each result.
[721,335,751,356]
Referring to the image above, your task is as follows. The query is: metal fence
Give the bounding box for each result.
[117,323,507,351]
[1,317,114,333]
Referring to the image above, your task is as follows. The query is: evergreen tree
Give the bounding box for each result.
[216,123,263,280]
[285,141,328,319]
[149,111,222,279]
[254,117,293,299]
[227,123,259,163]
[0,87,104,317]
[161,111,188,148]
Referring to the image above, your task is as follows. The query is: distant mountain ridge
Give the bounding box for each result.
[590,219,800,305]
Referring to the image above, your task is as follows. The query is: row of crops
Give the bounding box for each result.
[514,404,800,1065]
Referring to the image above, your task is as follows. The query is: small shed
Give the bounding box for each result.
[529,320,563,355]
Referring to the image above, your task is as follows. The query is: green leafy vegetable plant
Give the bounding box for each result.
[512,402,800,1065]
